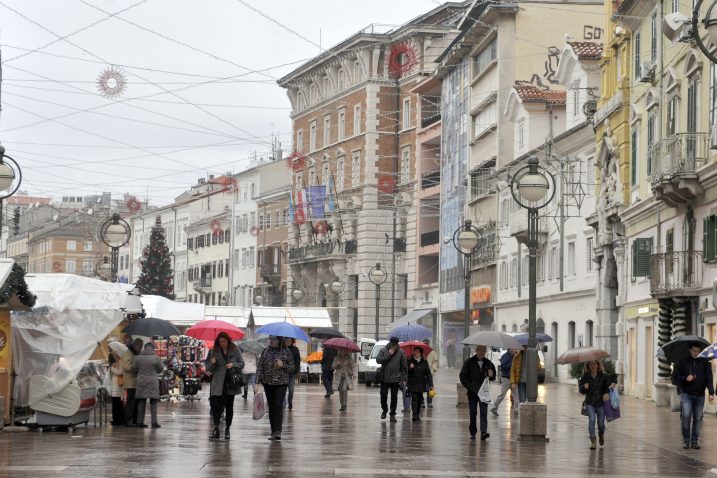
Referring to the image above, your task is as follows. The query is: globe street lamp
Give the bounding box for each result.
[692,0,717,63]
[451,220,480,361]
[509,157,555,404]
[329,278,344,295]
[291,287,305,306]
[100,213,131,283]
[95,256,111,280]
[0,146,23,243]
[368,263,387,340]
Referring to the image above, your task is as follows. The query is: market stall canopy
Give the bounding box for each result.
[204,306,248,328]
[248,307,332,329]
[386,308,434,330]
[141,295,205,327]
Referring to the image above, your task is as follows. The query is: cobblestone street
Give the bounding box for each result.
[2,369,717,477]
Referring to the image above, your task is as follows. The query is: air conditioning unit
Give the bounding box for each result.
[638,62,654,83]
[710,125,717,150]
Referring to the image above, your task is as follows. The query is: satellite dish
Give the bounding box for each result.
[87,208,94,215]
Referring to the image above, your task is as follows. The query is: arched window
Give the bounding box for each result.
[568,321,576,349]
[585,320,594,346]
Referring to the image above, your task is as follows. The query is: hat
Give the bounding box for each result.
[389,336,400,345]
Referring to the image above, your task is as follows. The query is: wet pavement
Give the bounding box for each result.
[2,369,717,477]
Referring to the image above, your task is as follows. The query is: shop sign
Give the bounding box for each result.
[624,302,658,320]
[470,285,491,305]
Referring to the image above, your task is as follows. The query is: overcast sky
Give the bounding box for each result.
[0,0,439,206]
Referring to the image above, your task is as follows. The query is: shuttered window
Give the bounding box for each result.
[632,238,653,277]
[704,215,717,262]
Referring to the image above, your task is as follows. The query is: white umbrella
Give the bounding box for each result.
[108,341,128,354]
[461,331,522,349]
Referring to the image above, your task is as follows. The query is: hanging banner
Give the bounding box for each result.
[327,175,336,213]
[308,185,326,220]
[295,190,306,225]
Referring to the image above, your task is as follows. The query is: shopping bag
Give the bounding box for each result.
[253,391,266,420]
[603,398,621,421]
[609,388,620,409]
[478,378,492,404]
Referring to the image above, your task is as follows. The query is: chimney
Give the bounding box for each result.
[198,178,206,185]
[209,174,215,180]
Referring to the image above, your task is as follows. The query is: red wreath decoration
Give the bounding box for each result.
[378,175,396,194]
[210,219,223,236]
[388,42,418,78]
[286,151,307,172]
[216,176,239,194]
[52,261,61,272]
[126,196,141,214]
[250,225,259,236]
[313,221,328,235]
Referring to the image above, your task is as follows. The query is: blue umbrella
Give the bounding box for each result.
[513,333,553,345]
[255,321,310,342]
[699,343,717,360]
[389,323,432,342]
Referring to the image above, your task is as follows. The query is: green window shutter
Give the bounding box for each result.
[705,217,714,262]
[632,238,652,277]
[666,229,674,254]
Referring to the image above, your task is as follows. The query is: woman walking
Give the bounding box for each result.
[108,350,125,426]
[332,348,354,412]
[134,343,163,428]
[407,347,433,421]
[242,351,258,399]
[206,332,244,440]
[257,336,295,441]
[579,360,616,449]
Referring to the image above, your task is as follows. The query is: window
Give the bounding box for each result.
[687,78,699,160]
[401,147,410,184]
[647,112,655,176]
[537,248,545,281]
[338,109,345,140]
[517,119,525,150]
[336,158,345,192]
[631,126,639,186]
[296,129,304,152]
[548,247,557,280]
[672,0,679,12]
[568,242,576,276]
[250,212,256,229]
[568,321,576,349]
[323,115,331,147]
[704,215,717,261]
[510,258,518,288]
[353,105,361,136]
[67,240,76,251]
[266,212,272,230]
[283,208,289,225]
[308,167,316,185]
[521,255,528,286]
[402,98,411,130]
[309,121,317,151]
[500,262,508,289]
[587,237,594,272]
[351,151,361,188]
[651,11,657,64]
[473,101,497,138]
[322,162,330,187]
[585,320,594,346]
[472,39,497,78]
[666,95,678,136]
[84,241,92,252]
[66,259,76,273]
[83,260,92,273]
[572,89,579,117]
[470,166,495,198]
[250,183,255,198]
[249,246,255,266]
[323,76,330,97]
[633,32,641,80]
[212,233,218,246]
[259,214,264,231]
[632,237,653,277]
[338,68,346,90]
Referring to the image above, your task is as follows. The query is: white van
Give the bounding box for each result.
[356,338,376,383]
[364,340,388,387]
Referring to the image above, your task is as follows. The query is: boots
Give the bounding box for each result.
[225,426,230,440]
[209,426,220,439]
[589,436,597,450]
[598,433,604,446]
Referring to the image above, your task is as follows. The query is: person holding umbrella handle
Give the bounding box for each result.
[257,336,295,441]
[579,360,616,450]
[674,343,715,450]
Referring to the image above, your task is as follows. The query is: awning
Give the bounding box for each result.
[141,295,205,327]
[249,306,332,329]
[205,306,249,328]
[386,308,435,331]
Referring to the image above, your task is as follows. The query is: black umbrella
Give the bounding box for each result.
[657,335,710,363]
[123,317,180,337]
[308,326,344,340]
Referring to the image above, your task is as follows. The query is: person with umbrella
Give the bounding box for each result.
[579,360,616,449]
[333,346,355,412]
[284,338,301,410]
[121,338,143,426]
[510,345,529,415]
[206,332,244,440]
[674,343,715,449]
[257,336,295,441]
[134,343,164,429]
[407,347,432,421]
[321,342,338,398]
[459,345,496,440]
[491,349,516,416]
[376,337,408,422]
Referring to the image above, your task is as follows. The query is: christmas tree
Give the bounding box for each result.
[137,217,175,300]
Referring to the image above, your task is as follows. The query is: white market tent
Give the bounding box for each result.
[248,306,332,329]
[204,306,248,328]
[140,295,205,327]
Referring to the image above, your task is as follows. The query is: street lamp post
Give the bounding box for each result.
[509,157,555,404]
[451,220,480,361]
[95,256,111,280]
[100,213,131,283]
[291,287,305,306]
[692,0,717,62]
[368,263,387,340]
[0,146,23,247]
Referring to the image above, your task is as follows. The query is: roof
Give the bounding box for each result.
[514,86,566,105]
[205,306,249,327]
[141,295,205,326]
[248,306,332,328]
[567,41,603,60]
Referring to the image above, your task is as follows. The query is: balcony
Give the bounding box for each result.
[420,96,441,129]
[421,170,440,189]
[649,251,703,297]
[470,226,498,269]
[650,133,707,207]
[192,276,212,290]
[287,239,357,264]
[260,263,280,279]
[509,212,548,245]
[420,231,440,247]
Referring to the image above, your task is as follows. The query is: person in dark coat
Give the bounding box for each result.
[285,338,301,410]
[321,344,337,397]
[407,347,432,421]
[257,336,295,440]
[134,343,163,428]
[205,332,244,440]
[376,337,408,422]
[579,360,616,449]
[674,343,715,449]
[121,338,142,426]
[459,345,497,440]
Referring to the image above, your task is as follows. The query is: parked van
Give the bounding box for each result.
[356,338,376,383]
[364,340,388,387]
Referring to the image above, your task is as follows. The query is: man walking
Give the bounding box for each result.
[321,343,337,398]
[424,339,439,408]
[674,343,715,449]
[491,349,515,416]
[377,337,408,422]
[460,345,496,441]
[510,345,528,415]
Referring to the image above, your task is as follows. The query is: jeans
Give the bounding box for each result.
[136,398,158,426]
[243,374,257,397]
[380,382,400,415]
[322,370,334,395]
[210,393,235,427]
[680,393,705,444]
[264,384,288,434]
[286,373,296,407]
[586,403,605,437]
[124,388,137,425]
[467,392,488,437]
[492,379,512,410]
[410,392,424,418]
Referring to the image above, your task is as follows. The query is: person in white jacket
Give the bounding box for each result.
[242,352,258,399]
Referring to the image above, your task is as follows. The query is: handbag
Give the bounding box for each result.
[253,391,266,420]
[581,399,588,416]
[227,367,247,388]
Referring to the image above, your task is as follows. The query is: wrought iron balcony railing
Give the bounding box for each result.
[649,251,703,297]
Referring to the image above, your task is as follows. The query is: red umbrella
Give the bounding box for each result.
[400,340,432,358]
[186,320,245,341]
[322,337,360,352]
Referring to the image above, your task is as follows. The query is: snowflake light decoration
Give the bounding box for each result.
[97,66,127,98]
